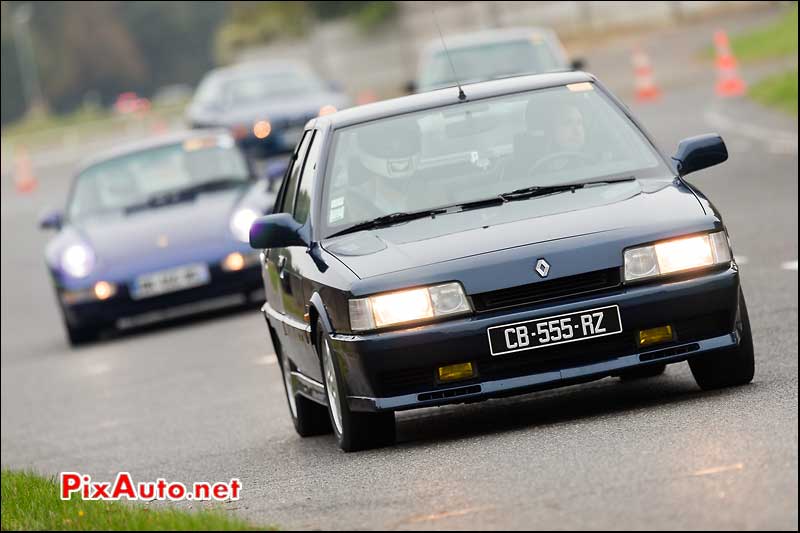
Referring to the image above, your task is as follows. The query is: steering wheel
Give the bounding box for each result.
[528,151,594,174]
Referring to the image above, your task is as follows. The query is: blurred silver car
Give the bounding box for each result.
[411,27,584,92]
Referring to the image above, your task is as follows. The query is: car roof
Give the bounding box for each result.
[421,26,561,54]
[76,129,233,172]
[311,70,595,130]
[203,59,316,81]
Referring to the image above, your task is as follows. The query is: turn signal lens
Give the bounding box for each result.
[222,252,246,272]
[93,281,116,300]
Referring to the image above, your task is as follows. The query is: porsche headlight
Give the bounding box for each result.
[230,208,259,243]
[348,282,472,331]
[624,231,731,282]
[60,244,95,278]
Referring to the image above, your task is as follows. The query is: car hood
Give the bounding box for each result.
[190,91,348,127]
[323,180,714,287]
[49,188,257,283]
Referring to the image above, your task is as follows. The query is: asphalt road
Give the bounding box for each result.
[1,8,797,531]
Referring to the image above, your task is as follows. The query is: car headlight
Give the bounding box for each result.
[624,231,732,282]
[60,244,95,278]
[230,208,259,243]
[348,282,472,331]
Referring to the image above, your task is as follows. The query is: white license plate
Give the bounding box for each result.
[131,263,210,300]
[487,305,623,356]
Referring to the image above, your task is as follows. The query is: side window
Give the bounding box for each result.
[279,132,312,214]
[293,131,324,225]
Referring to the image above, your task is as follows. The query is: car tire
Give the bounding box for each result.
[65,321,99,347]
[270,325,331,437]
[689,288,755,390]
[618,363,667,381]
[316,320,395,452]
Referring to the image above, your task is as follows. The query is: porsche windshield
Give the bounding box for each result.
[68,136,249,220]
[322,83,670,236]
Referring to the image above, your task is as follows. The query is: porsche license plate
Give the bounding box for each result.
[131,264,210,300]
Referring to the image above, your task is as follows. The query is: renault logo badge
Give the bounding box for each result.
[535,258,550,278]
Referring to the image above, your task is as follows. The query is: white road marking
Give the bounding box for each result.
[704,109,798,155]
[781,260,798,271]
[255,355,278,366]
[691,463,744,477]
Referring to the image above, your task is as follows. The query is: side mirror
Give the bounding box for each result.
[404,80,417,94]
[672,133,728,177]
[39,209,63,231]
[570,58,586,71]
[249,213,306,249]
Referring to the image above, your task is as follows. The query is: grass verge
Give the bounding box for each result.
[750,70,798,115]
[728,4,797,62]
[1,470,268,531]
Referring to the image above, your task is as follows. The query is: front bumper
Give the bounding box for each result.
[60,265,264,329]
[329,267,742,412]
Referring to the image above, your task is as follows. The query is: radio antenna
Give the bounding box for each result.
[431,7,466,101]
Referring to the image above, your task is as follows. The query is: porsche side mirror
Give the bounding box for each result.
[249,213,306,249]
[672,133,728,177]
[39,209,63,231]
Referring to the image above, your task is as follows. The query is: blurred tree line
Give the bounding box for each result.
[2,1,396,127]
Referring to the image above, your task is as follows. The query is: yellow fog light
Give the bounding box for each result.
[222,252,246,272]
[638,325,674,347]
[437,362,475,383]
[93,281,116,301]
[253,120,271,139]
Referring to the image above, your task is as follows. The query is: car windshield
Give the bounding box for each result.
[419,39,563,91]
[67,136,250,220]
[196,69,325,108]
[321,83,671,237]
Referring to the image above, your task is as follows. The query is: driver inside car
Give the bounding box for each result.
[340,119,424,220]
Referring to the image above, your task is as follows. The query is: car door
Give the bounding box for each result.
[264,131,312,353]
[275,129,329,380]
[282,129,327,380]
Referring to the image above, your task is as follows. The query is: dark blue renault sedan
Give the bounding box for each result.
[250,71,754,452]
[41,130,276,345]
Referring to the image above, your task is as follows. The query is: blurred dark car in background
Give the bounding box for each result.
[186,60,350,160]
[410,27,584,92]
[40,130,276,346]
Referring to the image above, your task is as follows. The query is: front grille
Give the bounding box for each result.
[472,268,621,312]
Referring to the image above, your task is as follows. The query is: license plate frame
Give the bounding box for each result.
[487,305,623,356]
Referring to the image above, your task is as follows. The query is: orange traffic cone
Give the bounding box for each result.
[714,30,746,97]
[632,47,661,102]
[13,146,37,194]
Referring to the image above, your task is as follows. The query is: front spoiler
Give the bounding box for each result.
[347,332,738,412]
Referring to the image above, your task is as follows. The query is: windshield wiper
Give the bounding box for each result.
[124,177,247,213]
[327,208,447,239]
[499,175,637,201]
